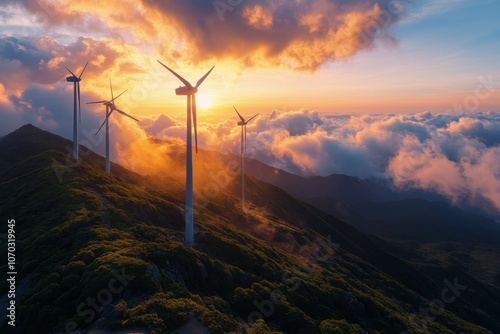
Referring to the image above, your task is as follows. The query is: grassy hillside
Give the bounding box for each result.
[0,125,499,334]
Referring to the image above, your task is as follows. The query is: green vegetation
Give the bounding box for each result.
[0,125,499,333]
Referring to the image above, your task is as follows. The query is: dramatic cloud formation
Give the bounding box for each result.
[0,0,414,145]
[148,0,407,71]
[0,35,148,94]
[2,0,409,71]
[0,34,154,150]
[134,109,500,214]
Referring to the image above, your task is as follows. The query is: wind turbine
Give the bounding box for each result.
[158,60,214,247]
[234,107,258,211]
[66,60,89,159]
[87,80,139,174]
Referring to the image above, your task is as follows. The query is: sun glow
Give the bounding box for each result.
[196,93,213,109]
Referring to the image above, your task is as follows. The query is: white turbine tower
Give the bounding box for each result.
[87,80,139,173]
[65,61,89,159]
[158,60,214,247]
[233,107,258,211]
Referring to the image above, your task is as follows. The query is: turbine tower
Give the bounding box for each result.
[158,60,214,247]
[87,80,139,173]
[233,107,258,211]
[65,61,89,159]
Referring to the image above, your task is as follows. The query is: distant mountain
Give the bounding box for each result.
[1,124,499,333]
[242,157,500,244]
[243,157,500,290]
[244,158,445,205]
[348,199,500,243]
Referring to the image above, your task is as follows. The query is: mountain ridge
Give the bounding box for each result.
[1,124,499,333]
[240,154,500,290]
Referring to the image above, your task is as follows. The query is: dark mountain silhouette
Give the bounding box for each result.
[244,158,445,205]
[1,124,499,333]
[348,199,500,243]
[244,158,500,242]
[243,157,500,290]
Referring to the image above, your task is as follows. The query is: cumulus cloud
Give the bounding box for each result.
[446,117,500,147]
[135,109,500,214]
[144,114,179,137]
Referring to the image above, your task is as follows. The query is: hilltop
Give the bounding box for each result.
[0,124,499,334]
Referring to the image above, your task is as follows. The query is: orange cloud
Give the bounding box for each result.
[6,0,407,72]
[242,4,274,29]
[281,4,388,70]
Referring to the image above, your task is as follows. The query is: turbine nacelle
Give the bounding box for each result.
[233,106,258,213]
[233,106,258,153]
[65,60,88,159]
[175,86,198,96]
[234,106,259,127]
[104,101,117,110]
[87,81,138,136]
[66,76,81,83]
[158,60,214,153]
[65,61,88,83]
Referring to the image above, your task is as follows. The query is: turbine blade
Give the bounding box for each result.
[193,95,198,153]
[116,109,140,122]
[110,79,114,100]
[244,125,247,152]
[111,89,128,102]
[195,66,214,88]
[247,113,259,123]
[95,118,106,135]
[78,83,81,123]
[65,66,77,78]
[233,106,245,122]
[87,100,107,104]
[95,110,115,135]
[157,60,193,88]
[78,60,89,79]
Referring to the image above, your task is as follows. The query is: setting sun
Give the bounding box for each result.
[196,93,213,109]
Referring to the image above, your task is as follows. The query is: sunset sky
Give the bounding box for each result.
[1,0,500,213]
[1,0,499,118]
